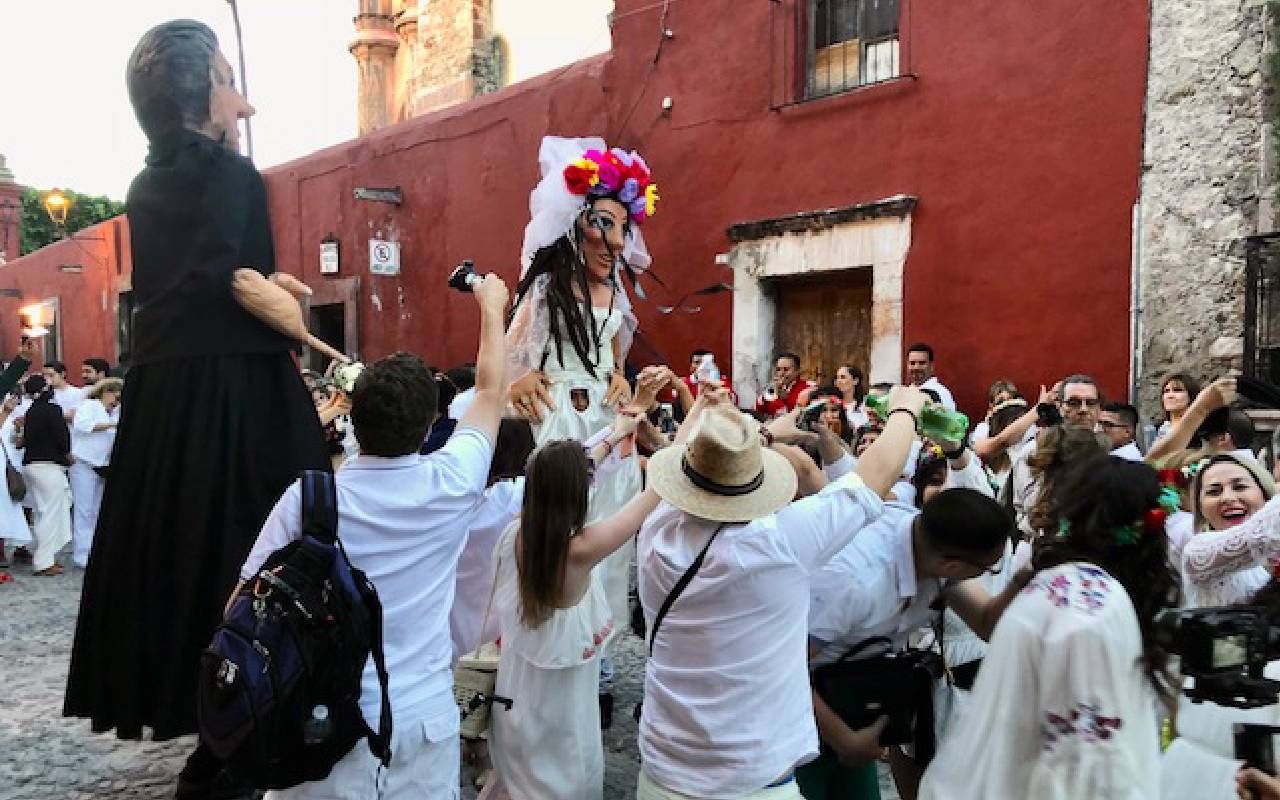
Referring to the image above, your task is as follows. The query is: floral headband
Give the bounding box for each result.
[1056,486,1182,546]
[563,147,660,224]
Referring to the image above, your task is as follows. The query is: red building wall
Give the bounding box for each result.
[0,0,1149,415]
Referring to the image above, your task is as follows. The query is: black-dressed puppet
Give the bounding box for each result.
[63,19,329,776]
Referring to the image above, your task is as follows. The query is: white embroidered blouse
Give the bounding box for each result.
[1180,494,1280,607]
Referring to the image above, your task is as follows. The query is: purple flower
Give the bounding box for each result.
[619,178,641,204]
[629,196,648,217]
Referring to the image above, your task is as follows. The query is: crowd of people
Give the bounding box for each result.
[220,140,1280,800]
[0,351,120,581]
[37,19,1280,800]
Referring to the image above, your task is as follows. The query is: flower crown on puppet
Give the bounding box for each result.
[563,147,660,224]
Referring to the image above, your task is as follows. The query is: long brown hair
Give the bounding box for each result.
[517,439,592,627]
[1028,425,1108,533]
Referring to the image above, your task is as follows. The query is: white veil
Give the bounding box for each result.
[508,136,649,381]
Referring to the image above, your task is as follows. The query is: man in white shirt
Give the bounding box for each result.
[803,489,1029,797]
[236,274,509,800]
[80,357,110,389]
[905,343,956,411]
[1099,401,1143,462]
[636,384,927,799]
[42,361,85,420]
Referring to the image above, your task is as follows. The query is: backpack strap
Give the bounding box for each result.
[363,578,394,767]
[300,469,339,545]
[648,524,725,657]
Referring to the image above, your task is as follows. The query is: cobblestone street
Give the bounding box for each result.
[0,560,646,800]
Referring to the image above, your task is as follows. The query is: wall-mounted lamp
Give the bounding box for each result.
[353,187,403,206]
[43,190,69,228]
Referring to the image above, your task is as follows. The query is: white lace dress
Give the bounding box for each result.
[528,306,642,629]
[920,563,1160,800]
[1180,494,1280,608]
[487,523,615,800]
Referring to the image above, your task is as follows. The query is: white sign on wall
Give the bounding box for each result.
[319,240,340,275]
[369,239,400,276]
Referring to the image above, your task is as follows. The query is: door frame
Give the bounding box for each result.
[726,196,914,407]
[304,276,361,363]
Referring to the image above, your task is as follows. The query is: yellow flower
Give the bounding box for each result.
[645,183,660,216]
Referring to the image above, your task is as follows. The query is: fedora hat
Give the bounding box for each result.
[648,405,798,522]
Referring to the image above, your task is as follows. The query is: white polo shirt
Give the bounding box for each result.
[637,470,884,797]
[240,426,493,732]
[70,398,117,467]
[809,503,944,667]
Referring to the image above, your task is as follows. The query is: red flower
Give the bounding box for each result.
[563,164,595,195]
[1143,508,1167,533]
[1157,469,1187,489]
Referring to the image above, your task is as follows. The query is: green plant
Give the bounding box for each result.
[20,187,125,256]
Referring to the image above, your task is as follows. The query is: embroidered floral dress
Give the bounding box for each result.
[487,522,616,800]
[919,563,1160,800]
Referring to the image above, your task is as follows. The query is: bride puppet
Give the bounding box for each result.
[505,136,659,695]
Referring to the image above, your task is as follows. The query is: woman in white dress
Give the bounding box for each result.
[1179,452,1277,608]
[505,136,659,713]
[0,392,30,565]
[920,456,1177,799]
[69,378,121,568]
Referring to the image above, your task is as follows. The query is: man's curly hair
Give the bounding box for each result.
[350,352,439,457]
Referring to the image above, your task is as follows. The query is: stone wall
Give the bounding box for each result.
[1139,0,1271,415]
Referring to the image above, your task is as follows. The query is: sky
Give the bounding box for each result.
[0,1,358,200]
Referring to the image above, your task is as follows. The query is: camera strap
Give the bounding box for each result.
[647,524,726,657]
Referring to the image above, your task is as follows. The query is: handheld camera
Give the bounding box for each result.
[448,260,483,293]
[1155,606,1280,708]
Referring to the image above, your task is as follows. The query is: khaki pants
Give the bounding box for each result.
[637,770,804,800]
[25,462,71,571]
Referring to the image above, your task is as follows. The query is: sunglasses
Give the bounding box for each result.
[1060,398,1100,410]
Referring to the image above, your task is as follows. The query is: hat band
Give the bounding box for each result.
[682,455,764,497]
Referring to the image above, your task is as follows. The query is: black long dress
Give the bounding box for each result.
[64,129,329,740]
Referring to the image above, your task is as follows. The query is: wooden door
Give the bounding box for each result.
[774,270,872,388]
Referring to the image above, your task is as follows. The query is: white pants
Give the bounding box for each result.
[637,771,803,800]
[24,462,71,571]
[266,713,460,800]
[68,461,104,568]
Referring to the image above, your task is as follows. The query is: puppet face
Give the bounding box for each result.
[579,197,628,284]
[206,51,255,153]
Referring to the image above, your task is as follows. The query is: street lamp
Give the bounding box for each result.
[43,189,69,231]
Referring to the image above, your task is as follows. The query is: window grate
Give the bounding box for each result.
[806,0,901,99]
[1244,233,1280,384]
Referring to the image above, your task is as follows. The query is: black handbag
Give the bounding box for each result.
[5,461,24,502]
[810,637,945,764]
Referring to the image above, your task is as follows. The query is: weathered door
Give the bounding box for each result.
[774,270,872,388]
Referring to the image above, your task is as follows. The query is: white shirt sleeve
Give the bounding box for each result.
[239,481,303,582]
[72,400,107,434]
[808,567,874,649]
[823,452,855,482]
[428,425,496,500]
[944,454,995,498]
[1182,493,1280,586]
[768,471,884,571]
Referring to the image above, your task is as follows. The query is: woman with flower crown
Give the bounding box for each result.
[501,136,660,723]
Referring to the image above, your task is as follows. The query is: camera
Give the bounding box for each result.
[1155,606,1280,708]
[797,399,828,432]
[448,260,482,293]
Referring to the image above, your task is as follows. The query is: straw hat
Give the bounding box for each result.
[87,377,124,400]
[648,405,798,522]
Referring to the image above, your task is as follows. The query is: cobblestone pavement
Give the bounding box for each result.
[0,558,645,800]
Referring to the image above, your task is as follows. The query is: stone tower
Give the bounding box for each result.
[0,155,22,264]
[350,0,401,136]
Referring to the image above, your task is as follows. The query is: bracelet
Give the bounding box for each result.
[887,408,920,429]
[758,426,774,447]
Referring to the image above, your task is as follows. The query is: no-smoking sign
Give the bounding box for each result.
[369,238,401,276]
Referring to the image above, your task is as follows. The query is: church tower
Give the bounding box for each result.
[350,0,401,136]
[0,155,22,264]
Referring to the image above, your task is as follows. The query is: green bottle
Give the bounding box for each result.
[865,393,970,444]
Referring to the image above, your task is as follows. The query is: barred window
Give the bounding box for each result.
[808,0,900,98]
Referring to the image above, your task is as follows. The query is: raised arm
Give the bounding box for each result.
[458,274,510,444]
[1182,493,1280,585]
[1146,377,1235,464]
[945,568,1035,641]
[973,389,1050,462]
[854,385,926,498]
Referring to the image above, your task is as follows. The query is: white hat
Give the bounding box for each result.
[648,406,797,522]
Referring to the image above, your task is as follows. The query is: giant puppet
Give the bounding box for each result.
[63,19,330,797]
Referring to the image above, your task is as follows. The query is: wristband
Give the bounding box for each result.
[943,444,966,461]
[758,426,774,447]
[887,407,919,429]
